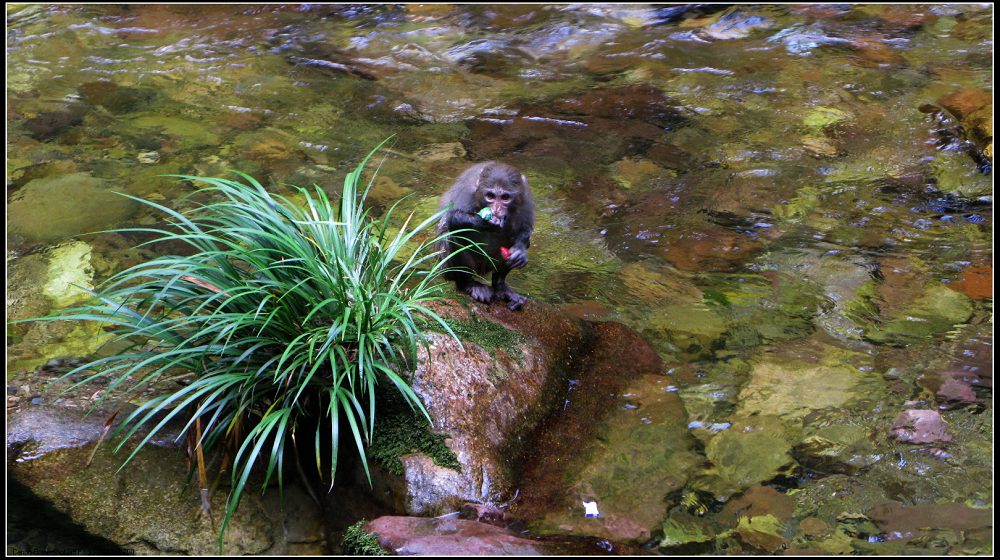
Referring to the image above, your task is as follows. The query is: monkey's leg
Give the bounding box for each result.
[491,270,528,311]
[451,271,493,303]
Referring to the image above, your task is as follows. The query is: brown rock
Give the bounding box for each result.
[935,377,978,406]
[948,263,992,300]
[889,409,952,444]
[366,516,546,555]
[366,300,669,522]
[719,486,796,526]
[660,227,764,272]
[798,517,833,538]
[868,501,992,538]
[938,88,992,121]
[459,503,512,528]
[917,367,981,409]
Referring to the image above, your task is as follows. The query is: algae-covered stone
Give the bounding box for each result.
[8,172,136,244]
[130,114,220,149]
[867,285,973,346]
[734,514,788,552]
[803,106,851,130]
[795,424,876,474]
[802,135,838,157]
[411,142,466,162]
[43,241,95,307]
[643,302,728,358]
[620,262,702,303]
[611,157,667,190]
[529,374,700,542]
[659,513,716,548]
[737,347,884,421]
[753,250,876,343]
[693,415,796,498]
[367,174,413,207]
[930,150,992,197]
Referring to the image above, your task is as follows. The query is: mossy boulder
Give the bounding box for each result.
[8,172,137,244]
[7,406,326,555]
[365,300,667,524]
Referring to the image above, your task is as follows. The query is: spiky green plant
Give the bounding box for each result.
[26,141,459,549]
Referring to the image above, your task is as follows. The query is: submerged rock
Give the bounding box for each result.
[521,373,700,543]
[947,262,992,301]
[719,486,795,527]
[693,415,796,499]
[22,108,86,142]
[794,424,877,475]
[130,114,220,150]
[937,88,993,159]
[79,81,158,114]
[42,241,96,307]
[736,345,884,421]
[866,285,973,346]
[8,172,136,244]
[867,501,992,541]
[889,409,952,444]
[930,150,992,197]
[696,8,775,41]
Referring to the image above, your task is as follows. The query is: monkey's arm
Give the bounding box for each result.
[445,208,494,230]
[506,227,532,269]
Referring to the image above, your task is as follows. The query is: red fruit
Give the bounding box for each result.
[500,247,511,260]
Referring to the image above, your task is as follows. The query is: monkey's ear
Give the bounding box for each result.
[521,174,528,185]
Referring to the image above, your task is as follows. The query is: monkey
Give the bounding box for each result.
[437,161,534,311]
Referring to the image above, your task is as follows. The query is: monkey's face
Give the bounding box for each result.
[476,166,527,228]
[480,184,518,227]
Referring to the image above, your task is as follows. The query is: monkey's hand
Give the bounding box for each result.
[449,210,500,230]
[506,246,528,269]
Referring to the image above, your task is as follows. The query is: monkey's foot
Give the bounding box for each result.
[494,285,528,311]
[464,282,494,303]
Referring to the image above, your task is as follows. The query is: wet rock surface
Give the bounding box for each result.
[363,299,689,548]
[889,410,953,444]
[7,405,326,555]
[366,516,546,555]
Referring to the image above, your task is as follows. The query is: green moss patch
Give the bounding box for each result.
[436,317,528,366]
[369,392,460,477]
[341,520,388,556]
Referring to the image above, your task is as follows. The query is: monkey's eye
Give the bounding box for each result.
[484,192,496,201]
[500,193,511,202]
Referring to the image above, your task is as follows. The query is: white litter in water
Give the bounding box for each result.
[583,501,600,518]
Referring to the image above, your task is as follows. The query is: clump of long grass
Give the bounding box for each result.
[29,141,457,548]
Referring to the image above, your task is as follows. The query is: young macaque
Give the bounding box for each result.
[437,162,534,311]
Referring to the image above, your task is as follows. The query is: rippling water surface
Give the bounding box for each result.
[7,4,993,555]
